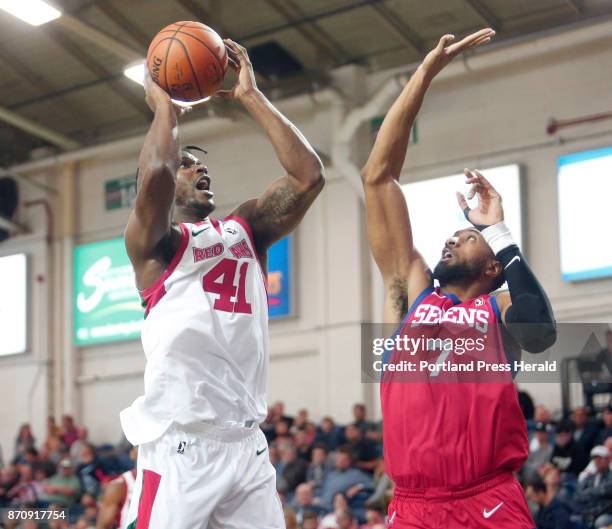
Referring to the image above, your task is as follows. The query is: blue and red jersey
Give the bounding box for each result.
[380,287,528,490]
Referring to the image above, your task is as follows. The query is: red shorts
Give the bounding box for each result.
[387,472,535,529]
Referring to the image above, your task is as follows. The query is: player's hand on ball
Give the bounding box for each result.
[144,69,172,113]
[456,169,504,227]
[216,39,259,101]
[420,28,495,80]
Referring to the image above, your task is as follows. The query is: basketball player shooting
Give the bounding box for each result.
[361,29,556,528]
[120,39,324,529]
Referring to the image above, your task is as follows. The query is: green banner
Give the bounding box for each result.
[73,238,143,346]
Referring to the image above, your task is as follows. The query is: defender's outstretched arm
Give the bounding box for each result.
[361,29,495,323]
[221,40,324,251]
[125,73,181,290]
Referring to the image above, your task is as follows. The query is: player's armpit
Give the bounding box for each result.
[363,178,432,323]
[232,174,324,250]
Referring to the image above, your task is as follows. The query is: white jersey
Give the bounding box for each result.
[118,469,136,529]
[120,215,269,445]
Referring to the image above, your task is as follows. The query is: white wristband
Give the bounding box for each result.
[481,221,516,255]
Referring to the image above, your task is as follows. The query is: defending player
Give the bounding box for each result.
[96,447,137,529]
[361,29,556,528]
[121,39,324,529]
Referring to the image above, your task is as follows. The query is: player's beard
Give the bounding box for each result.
[175,196,216,220]
[433,259,483,287]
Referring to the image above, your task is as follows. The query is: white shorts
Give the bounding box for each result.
[124,423,284,529]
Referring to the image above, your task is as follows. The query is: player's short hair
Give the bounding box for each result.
[181,144,208,159]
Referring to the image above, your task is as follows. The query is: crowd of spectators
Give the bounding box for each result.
[1,398,611,529]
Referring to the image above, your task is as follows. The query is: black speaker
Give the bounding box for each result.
[0,177,18,242]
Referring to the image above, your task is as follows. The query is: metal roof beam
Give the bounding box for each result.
[44,26,149,119]
[54,14,141,62]
[95,3,151,49]
[0,105,80,150]
[0,50,96,126]
[173,0,233,37]
[463,0,501,30]
[369,3,423,55]
[263,0,349,65]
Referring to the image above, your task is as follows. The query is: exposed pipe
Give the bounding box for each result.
[23,200,54,244]
[547,111,612,134]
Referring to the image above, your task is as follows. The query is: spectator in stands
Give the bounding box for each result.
[540,464,574,506]
[274,420,293,444]
[344,425,378,473]
[365,459,392,509]
[6,464,40,505]
[318,445,374,511]
[301,510,319,529]
[294,429,313,463]
[0,465,19,507]
[525,478,572,529]
[315,417,345,452]
[40,458,81,506]
[76,443,103,496]
[292,409,311,431]
[43,435,67,466]
[14,424,35,463]
[573,445,612,528]
[335,507,358,529]
[69,427,89,464]
[319,492,349,529]
[529,405,554,452]
[523,422,554,482]
[47,416,60,439]
[580,436,612,482]
[518,386,535,422]
[361,506,386,528]
[290,483,326,523]
[352,404,382,445]
[551,419,589,477]
[277,443,308,494]
[595,404,612,446]
[306,443,329,495]
[272,401,294,428]
[60,415,79,448]
[573,406,599,453]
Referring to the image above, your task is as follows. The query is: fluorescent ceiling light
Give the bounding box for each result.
[123,61,145,86]
[0,0,61,26]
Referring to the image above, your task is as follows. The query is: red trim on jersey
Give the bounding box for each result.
[141,223,190,316]
[210,216,222,235]
[223,214,269,294]
[135,469,161,529]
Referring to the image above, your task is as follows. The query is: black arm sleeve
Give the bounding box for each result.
[497,245,557,353]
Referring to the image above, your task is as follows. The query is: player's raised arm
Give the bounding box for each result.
[361,29,495,323]
[458,170,557,353]
[124,72,181,290]
[219,39,325,251]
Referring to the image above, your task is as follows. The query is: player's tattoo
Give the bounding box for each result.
[389,277,409,320]
[252,180,302,235]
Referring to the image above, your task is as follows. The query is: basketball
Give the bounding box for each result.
[146,21,228,102]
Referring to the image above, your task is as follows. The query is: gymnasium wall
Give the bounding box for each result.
[2,19,612,452]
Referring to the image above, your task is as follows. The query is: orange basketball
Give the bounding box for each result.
[147,21,228,102]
